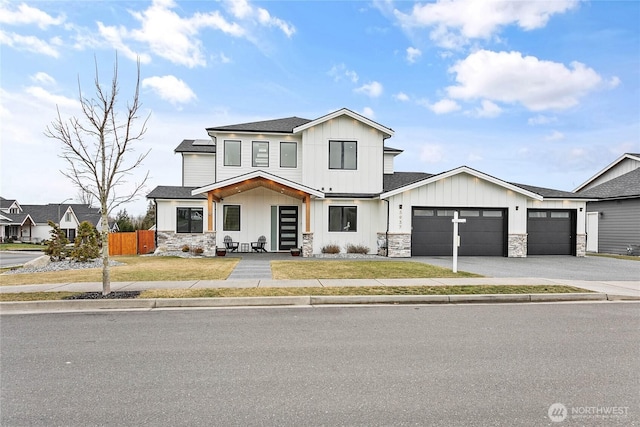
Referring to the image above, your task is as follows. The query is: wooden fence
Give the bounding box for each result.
[108,230,155,256]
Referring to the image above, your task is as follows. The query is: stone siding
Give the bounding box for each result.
[302,232,313,257]
[156,231,217,255]
[508,234,527,258]
[376,232,388,257]
[576,234,586,257]
[387,233,411,258]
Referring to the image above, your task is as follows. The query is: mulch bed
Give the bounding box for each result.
[63,291,141,300]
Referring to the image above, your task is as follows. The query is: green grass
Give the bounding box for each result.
[0,243,45,251]
[0,285,589,301]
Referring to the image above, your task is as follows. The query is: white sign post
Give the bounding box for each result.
[452,211,466,273]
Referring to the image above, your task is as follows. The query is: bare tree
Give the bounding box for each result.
[45,55,150,295]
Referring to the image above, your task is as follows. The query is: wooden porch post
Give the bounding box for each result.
[207,193,214,232]
[305,195,311,232]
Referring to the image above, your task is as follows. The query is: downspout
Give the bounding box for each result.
[383,198,389,257]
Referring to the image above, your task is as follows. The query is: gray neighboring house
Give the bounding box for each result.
[0,197,102,243]
[574,153,640,255]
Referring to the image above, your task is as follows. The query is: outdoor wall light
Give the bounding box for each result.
[515,206,519,210]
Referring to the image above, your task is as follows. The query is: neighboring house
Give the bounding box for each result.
[0,197,101,243]
[574,153,640,255]
[147,108,591,257]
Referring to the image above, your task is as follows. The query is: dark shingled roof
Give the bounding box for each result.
[383,172,433,192]
[384,146,403,153]
[206,117,312,134]
[577,168,640,199]
[16,204,100,225]
[508,183,590,199]
[147,186,208,200]
[174,139,216,154]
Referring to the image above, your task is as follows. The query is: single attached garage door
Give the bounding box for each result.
[412,208,506,256]
[527,209,576,255]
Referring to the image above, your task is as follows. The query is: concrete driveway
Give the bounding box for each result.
[413,255,640,282]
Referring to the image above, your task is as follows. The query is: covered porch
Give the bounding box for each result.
[192,171,324,256]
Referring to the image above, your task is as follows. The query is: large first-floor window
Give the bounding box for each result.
[223,205,241,231]
[177,207,203,233]
[328,206,357,232]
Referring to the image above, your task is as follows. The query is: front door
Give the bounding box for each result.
[278,206,298,250]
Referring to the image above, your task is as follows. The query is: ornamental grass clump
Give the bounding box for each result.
[321,244,341,254]
[346,244,369,254]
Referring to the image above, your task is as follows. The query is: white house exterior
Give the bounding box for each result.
[148,108,591,257]
[0,197,102,243]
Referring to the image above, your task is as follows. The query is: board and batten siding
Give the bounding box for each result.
[182,153,216,187]
[155,199,208,231]
[215,134,302,184]
[383,153,395,174]
[586,198,640,255]
[300,116,384,194]
[310,198,385,254]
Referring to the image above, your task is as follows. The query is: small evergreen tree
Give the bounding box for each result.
[45,220,69,261]
[115,209,135,232]
[71,221,100,262]
[140,201,156,230]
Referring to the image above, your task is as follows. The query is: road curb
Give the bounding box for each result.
[1,292,633,313]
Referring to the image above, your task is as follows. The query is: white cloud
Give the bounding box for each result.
[257,8,296,37]
[608,76,621,88]
[25,86,79,109]
[474,99,502,118]
[226,0,252,19]
[30,72,56,86]
[394,0,579,49]
[394,92,410,102]
[428,98,461,114]
[406,46,422,63]
[96,22,152,64]
[0,30,60,57]
[328,64,359,83]
[419,144,445,163]
[361,107,375,118]
[142,75,197,105]
[0,2,65,29]
[528,114,557,126]
[446,50,602,111]
[545,130,565,141]
[355,81,383,98]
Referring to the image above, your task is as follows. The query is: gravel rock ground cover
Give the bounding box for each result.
[2,258,125,275]
[63,291,141,300]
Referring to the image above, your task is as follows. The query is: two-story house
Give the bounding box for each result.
[148,108,592,257]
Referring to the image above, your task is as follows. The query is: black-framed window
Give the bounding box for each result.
[177,208,203,233]
[224,140,241,166]
[328,206,357,232]
[280,141,297,168]
[252,141,269,167]
[223,205,240,231]
[329,140,357,170]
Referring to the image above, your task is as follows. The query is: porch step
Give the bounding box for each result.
[228,259,272,280]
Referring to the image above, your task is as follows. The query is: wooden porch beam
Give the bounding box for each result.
[305,195,311,233]
[207,193,214,231]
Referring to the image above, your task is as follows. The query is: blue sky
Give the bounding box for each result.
[1,0,638,216]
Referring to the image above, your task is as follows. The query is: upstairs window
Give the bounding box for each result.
[329,140,357,170]
[224,140,241,166]
[252,141,269,167]
[177,208,203,233]
[328,206,357,232]
[280,142,297,168]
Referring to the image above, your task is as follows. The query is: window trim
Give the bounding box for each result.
[329,140,357,170]
[328,206,357,232]
[280,141,297,168]
[176,207,204,234]
[223,205,241,231]
[252,140,269,168]
[224,140,241,166]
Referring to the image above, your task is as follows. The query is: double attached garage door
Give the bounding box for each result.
[411,208,575,256]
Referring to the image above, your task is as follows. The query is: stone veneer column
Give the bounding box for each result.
[576,234,586,257]
[387,233,411,258]
[302,232,313,257]
[377,232,388,257]
[508,234,527,258]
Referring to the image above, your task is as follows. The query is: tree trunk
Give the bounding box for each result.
[101,207,111,295]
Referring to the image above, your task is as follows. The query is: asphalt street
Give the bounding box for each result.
[0,251,43,268]
[1,303,638,426]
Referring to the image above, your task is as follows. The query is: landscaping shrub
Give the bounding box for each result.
[193,247,204,255]
[321,244,340,254]
[346,244,369,254]
[44,220,69,261]
[71,221,100,262]
[181,245,190,252]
